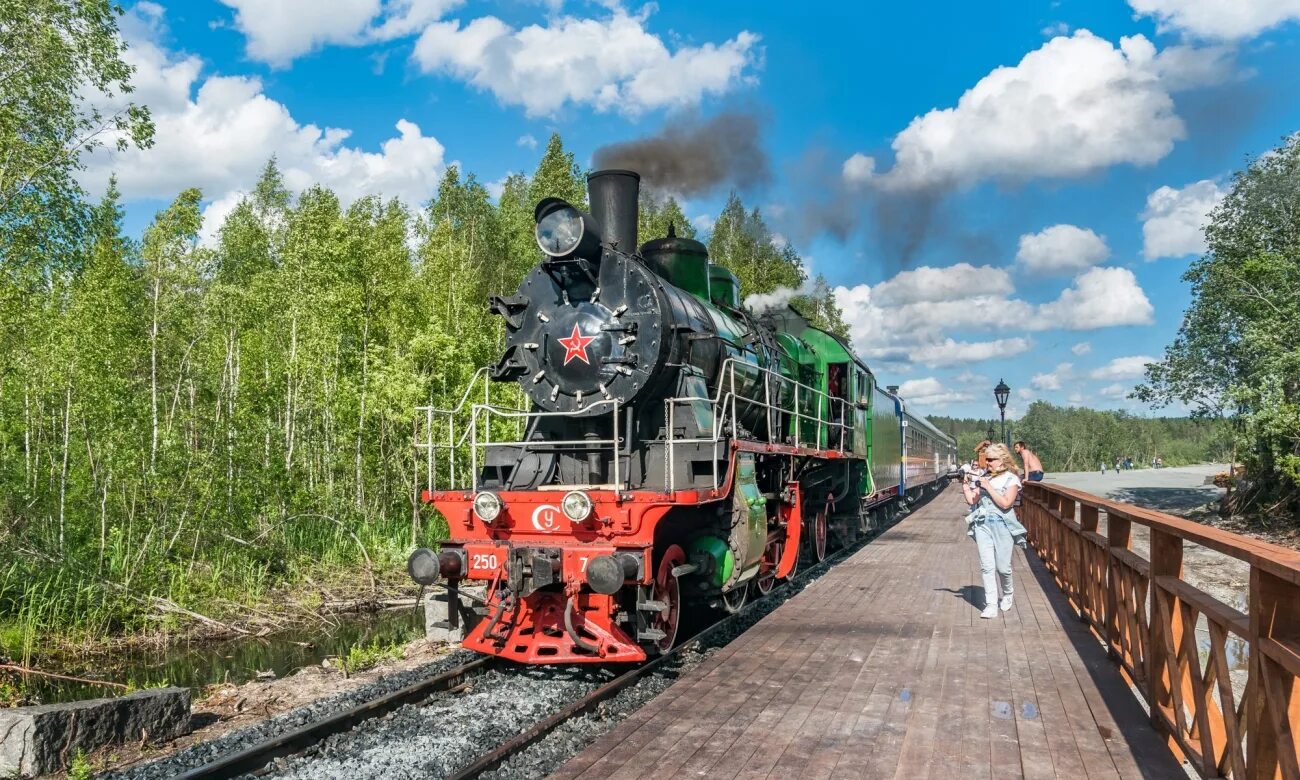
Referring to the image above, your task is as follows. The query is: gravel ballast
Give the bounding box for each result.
[101,651,480,780]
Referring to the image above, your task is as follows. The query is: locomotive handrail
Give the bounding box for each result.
[468,400,622,491]
[1021,483,1300,779]
[415,368,527,492]
[664,357,852,492]
[418,357,855,494]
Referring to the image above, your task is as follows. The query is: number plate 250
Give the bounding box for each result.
[464,544,507,577]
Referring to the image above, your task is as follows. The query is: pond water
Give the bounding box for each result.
[6,608,425,705]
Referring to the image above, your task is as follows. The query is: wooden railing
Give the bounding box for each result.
[1022,483,1300,779]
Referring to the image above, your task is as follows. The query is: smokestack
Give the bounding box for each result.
[587,170,640,253]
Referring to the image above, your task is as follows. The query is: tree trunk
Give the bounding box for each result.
[58,383,70,552]
[151,274,160,474]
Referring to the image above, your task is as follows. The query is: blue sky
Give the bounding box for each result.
[86,0,1300,420]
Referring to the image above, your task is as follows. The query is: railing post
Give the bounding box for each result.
[1149,527,1185,749]
[1080,503,1099,626]
[1247,566,1300,779]
[1106,510,1131,659]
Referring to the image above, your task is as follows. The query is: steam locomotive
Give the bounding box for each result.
[406,170,956,664]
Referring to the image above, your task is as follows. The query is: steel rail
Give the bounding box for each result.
[176,656,495,779]
[444,534,867,780]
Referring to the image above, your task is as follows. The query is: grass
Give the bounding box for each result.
[0,511,424,662]
[66,750,93,780]
[341,637,406,675]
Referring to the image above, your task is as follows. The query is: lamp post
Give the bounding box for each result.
[986,424,995,442]
[994,379,1010,446]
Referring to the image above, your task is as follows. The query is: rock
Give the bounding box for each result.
[0,687,190,777]
[424,585,484,643]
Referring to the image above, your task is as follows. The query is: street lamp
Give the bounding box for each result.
[994,379,1011,446]
[986,424,995,442]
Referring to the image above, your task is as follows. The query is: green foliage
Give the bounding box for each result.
[0,0,154,265]
[66,749,93,780]
[342,637,405,674]
[707,192,847,336]
[0,676,22,707]
[931,403,1228,473]
[1137,135,1300,510]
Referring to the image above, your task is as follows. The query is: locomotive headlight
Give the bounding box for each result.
[534,197,602,259]
[472,491,503,523]
[561,490,593,522]
[535,202,585,257]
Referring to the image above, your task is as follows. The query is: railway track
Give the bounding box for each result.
[170,493,940,780]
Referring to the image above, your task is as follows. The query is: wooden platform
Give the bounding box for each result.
[549,486,1186,779]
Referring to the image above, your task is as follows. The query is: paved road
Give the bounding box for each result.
[1041,463,1227,514]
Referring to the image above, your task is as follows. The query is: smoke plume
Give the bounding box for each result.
[743,280,817,315]
[783,145,982,275]
[593,111,769,196]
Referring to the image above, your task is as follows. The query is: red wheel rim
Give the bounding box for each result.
[756,540,781,594]
[652,545,685,654]
[814,509,828,562]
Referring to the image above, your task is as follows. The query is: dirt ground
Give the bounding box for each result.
[71,638,452,778]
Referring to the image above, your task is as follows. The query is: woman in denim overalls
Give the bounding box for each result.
[961,443,1028,619]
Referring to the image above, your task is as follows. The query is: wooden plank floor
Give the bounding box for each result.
[549,486,1186,780]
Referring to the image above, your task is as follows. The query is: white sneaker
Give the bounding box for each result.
[1000,595,1013,612]
[980,605,999,619]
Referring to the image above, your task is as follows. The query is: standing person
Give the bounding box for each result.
[962,443,1027,619]
[1014,441,1044,482]
[1101,460,1107,475]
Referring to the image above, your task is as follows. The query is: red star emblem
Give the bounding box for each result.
[557,324,596,366]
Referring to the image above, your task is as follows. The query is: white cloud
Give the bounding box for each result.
[1016,388,1035,400]
[1098,383,1131,399]
[1071,341,1092,356]
[841,152,876,185]
[1032,363,1073,391]
[83,6,447,238]
[834,263,1153,373]
[1089,355,1157,380]
[1016,225,1110,275]
[1145,44,1242,91]
[1128,0,1300,40]
[871,263,1013,306]
[516,134,538,149]
[896,378,975,409]
[411,8,761,117]
[1141,179,1226,259]
[218,0,463,66]
[691,214,716,233]
[877,32,1184,190]
[954,370,988,384]
[910,338,1032,368]
[1035,267,1155,329]
[1042,22,1071,36]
